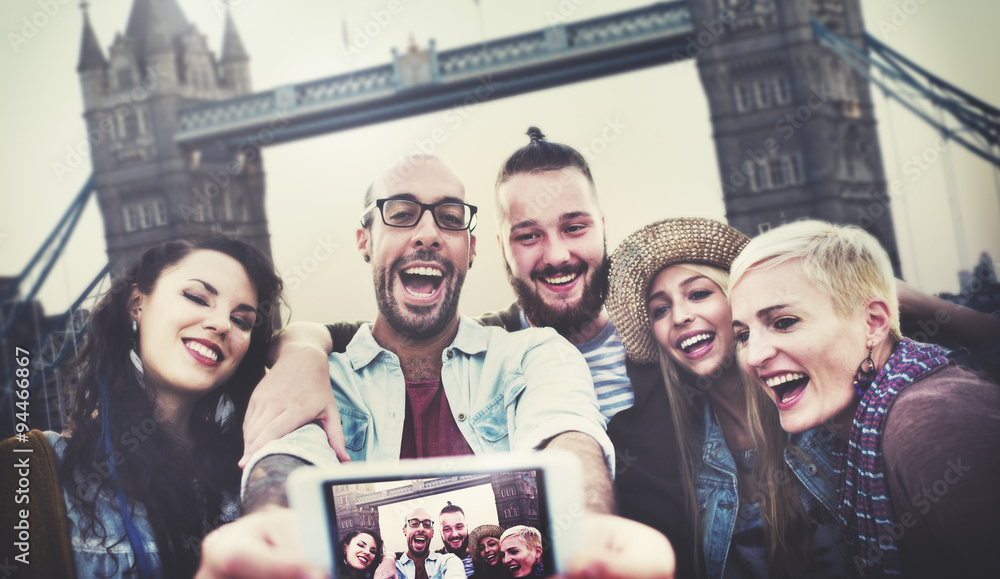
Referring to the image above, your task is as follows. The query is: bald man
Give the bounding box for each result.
[397,508,464,579]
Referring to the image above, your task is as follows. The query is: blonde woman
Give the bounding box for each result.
[729,220,1000,578]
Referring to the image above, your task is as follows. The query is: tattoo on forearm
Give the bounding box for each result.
[243,454,309,514]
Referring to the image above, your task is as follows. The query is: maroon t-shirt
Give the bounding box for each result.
[399,378,474,459]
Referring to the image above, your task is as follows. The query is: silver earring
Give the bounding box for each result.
[215,394,235,431]
[130,319,146,386]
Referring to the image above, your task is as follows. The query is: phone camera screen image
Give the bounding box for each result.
[324,469,556,578]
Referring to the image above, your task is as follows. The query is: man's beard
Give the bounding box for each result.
[445,534,469,555]
[508,252,610,338]
[374,249,464,340]
[408,533,431,557]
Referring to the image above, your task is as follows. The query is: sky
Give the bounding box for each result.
[1,0,998,325]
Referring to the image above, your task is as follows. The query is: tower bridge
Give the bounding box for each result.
[74,0,903,274]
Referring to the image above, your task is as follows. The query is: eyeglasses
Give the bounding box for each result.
[406,519,434,529]
[361,198,478,231]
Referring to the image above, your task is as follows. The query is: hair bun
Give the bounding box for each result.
[526,126,546,143]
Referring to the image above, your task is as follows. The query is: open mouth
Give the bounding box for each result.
[677,332,715,354]
[484,552,497,564]
[541,272,579,286]
[356,553,371,566]
[183,339,222,363]
[411,535,429,549]
[400,266,444,298]
[766,372,810,405]
[534,263,585,290]
[507,562,521,573]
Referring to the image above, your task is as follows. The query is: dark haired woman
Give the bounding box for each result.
[339,529,387,579]
[50,237,282,578]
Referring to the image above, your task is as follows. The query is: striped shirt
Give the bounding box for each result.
[519,310,634,422]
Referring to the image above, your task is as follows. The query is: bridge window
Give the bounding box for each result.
[124,112,140,140]
[153,200,168,226]
[504,507,519,518]
[785,154,804,184]
[734,84,753,112]
[768,157,786,188]
[117,68,134,91]
[123,206,139,232]
[743,160,764,193]
[754,80,772,108]
[139,203,154,228]
[774,76,791,104]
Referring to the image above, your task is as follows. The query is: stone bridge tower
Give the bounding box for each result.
[692,0,901,271]
[76,0,271,274]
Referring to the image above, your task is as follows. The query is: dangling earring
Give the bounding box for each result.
[215,393,235,432]
[130,317,146,388]
[853,344,876,397]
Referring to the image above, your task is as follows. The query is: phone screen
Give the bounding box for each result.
[323,468,556,578]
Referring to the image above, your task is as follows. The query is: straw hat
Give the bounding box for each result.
[607,218,749,365]
[468,524,504,565]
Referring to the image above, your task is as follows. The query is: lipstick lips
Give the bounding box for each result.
[183,338,223,365]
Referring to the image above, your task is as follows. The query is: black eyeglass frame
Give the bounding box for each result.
[361,198,478,232]
[405,518,435,529]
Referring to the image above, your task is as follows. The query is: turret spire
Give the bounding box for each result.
[77,2,107,72]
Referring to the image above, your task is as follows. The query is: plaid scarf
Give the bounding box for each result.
[834,338,950,576]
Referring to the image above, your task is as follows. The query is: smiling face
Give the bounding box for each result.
[500,535,541,577]
[344,532,378,570]
[648,265,735,380]
[359,158,476,341]
[478,537,501,567]
[403,508,435,560]
[730,260,868,433]
[440,511,468,556]
[497,167,608,336]
[131,250,257,408]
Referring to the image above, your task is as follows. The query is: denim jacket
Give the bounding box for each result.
[45,431,163,579]
[243,315,614,493]
[46,432,241,579]
[696,404,839,579]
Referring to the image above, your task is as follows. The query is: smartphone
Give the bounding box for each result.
[288,451,584,578]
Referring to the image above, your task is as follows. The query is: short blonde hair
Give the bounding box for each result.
[499,525,542,551]
[729,220,901,341]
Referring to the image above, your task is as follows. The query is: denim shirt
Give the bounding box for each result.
[243,315,614,493]
[696,404,840,579]
[397,550,466,579]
